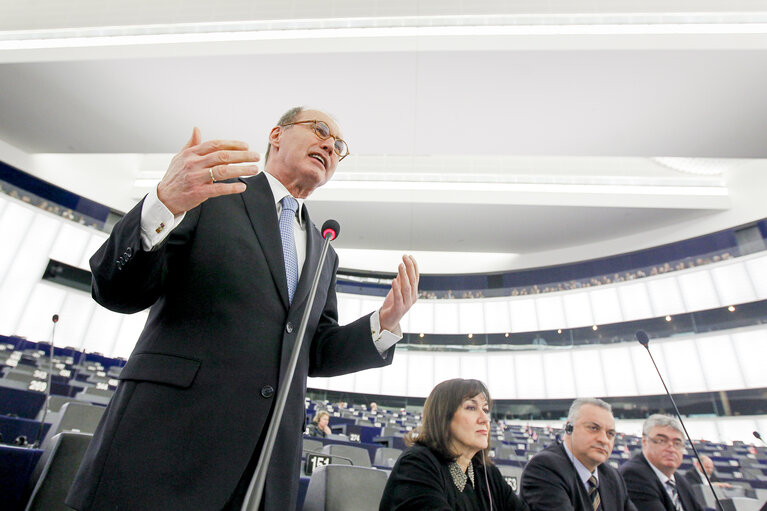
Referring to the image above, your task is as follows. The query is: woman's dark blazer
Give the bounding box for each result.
[380,444,529,511]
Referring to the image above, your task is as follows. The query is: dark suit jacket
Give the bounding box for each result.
[66,173,393,511]
[619,452,704,511]
[520,442,637,511]
[379,444,529,511]
[684,467,720,486]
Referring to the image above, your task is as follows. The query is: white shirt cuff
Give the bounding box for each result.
[140,187,186,251]
[370,309,402,356]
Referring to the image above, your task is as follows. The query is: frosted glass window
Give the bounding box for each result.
[731,330,767,388]
[56,291,96,349]
[660,339,706,393]
[81,307,122,354]
[562,292,593,329]
[590,287,623,325]
[433,354,461,389]
[617,283,653,320]
[458,302,484,334]
[646,277,685,316]
[406,353,434,398]
[514,352,546,399]
[677,271,720,311]
[15,283,67,343]
[360,298,381,317]
[460,354,487,384]
[695,335,744,391]
[112,310,148,358]
[711,263,757,305]
[0,202,35,284]
[571,349,605,397]
[380,354,408,396]
[487,354,516,399]
[353,366,383,395]
[509,299,537,333]
[543,351,575,399]
[483,300,510,333]
[745,254,767,299]
[601,346,637,397]
[49,223,90,268]
[337,294,362,326]
[630,344,668,396]
[407,301,434,334]
[325,372,355,393]
[306,376,329,390]
[80,232,109,268]
[433,301,459,334]
[685,420,721,444]
[0,213,59,334]
[717,418,761,445]
[535,295,565,331]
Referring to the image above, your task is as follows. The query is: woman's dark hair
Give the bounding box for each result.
[408,378,493,465]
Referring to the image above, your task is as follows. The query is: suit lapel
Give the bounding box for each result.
[597,465,616,511]
[290,205,321,313]
[556,443,593,511]
[239,174,291,309]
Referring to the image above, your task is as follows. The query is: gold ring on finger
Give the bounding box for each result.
[209,168,216,183]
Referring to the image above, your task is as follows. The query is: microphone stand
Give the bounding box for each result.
[241,221,339,511]
[637,330,725,511]
[33,314,59,448]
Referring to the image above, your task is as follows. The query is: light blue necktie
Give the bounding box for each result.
[666,480,683,511]
[279,196,299,304]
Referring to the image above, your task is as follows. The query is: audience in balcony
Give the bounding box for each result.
[380,378,529,511]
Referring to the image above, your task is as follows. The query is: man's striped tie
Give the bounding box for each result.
[666,479,684,511]
[588,475,601,511]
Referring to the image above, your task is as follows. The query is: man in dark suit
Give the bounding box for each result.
[520,398,637,511]
[685,455,730,487]
[66,107,419,511]
[619,414,704,511]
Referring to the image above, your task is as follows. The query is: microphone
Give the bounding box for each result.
[322,219,340,241]
[34,314,59,448]
[755,431,767,446]
[635,330,724,511]
[242,220,341,511]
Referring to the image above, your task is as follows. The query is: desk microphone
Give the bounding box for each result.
[754,431,766,447]
[33,314,59,448]
[635,330,724,511]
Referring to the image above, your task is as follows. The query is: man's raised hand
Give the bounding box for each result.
[157,127,261,215]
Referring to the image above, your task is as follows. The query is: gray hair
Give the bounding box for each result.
[642,414,683,436]
[264,106,304,165]
[566,398,612,424]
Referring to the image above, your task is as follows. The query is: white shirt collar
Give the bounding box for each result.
[263,171,305,227]
[563,440,599,487]
[646,453,676,486]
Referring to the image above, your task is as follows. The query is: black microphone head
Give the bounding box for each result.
[52,314,59,323]
[321,219,340,241]
[635,330,649,347]
[755,431,762,440]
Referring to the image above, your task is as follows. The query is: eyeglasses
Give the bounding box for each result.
[646,435,685,450]
[281,120,349,161]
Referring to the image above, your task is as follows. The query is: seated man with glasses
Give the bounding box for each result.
[619,414,704,511]
[520,398,637,511]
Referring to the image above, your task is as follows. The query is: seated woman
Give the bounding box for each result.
[306,410,332,438]
[380,379,529,511]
